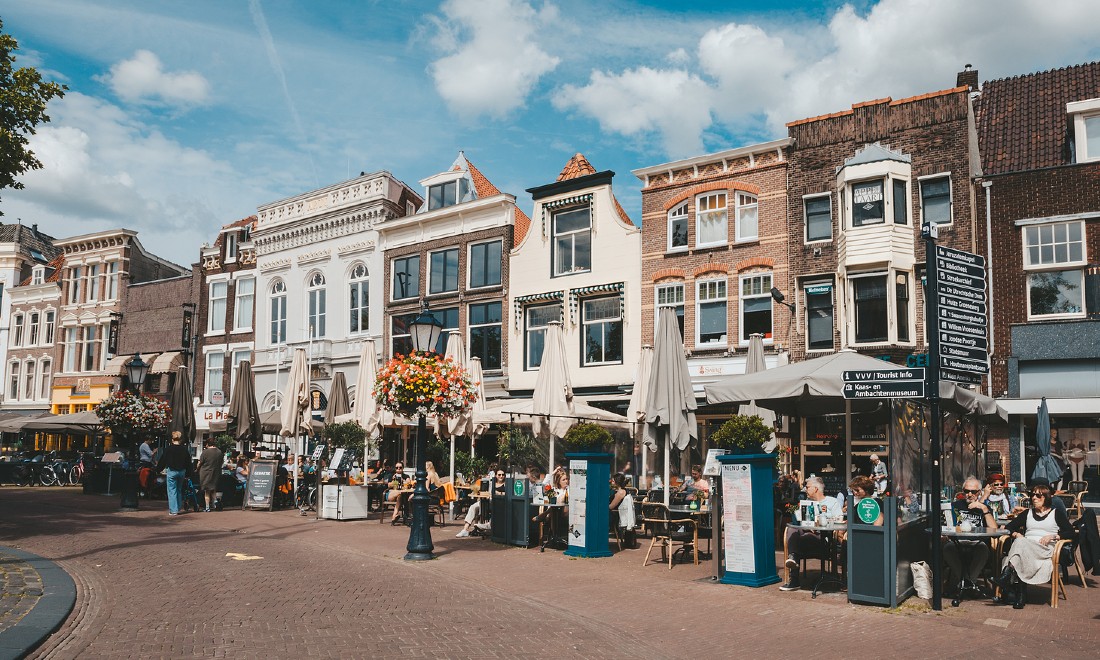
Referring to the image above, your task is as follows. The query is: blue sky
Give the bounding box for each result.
[3,0,1100,266]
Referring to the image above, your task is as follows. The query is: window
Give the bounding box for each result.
[12,314,23,347]
[739,273,773,343]
[552,207,591,275]
[735,193,758,242]
[804,195,832,242]
[668,203,688,250]
[525,303,561,370]
[206,352,224,403]
[269,280,287,344]
[852,275,888,343]
[234,278,255,331]
[63,328,77,372]
[696,193,727,246]
[31,267,44,285]
[390,312,417,357]
[851,180,884,227]
[895,273,911,342]
[27,313,39,346]
[1023,221,1086,319]
[804,283,834,351]
[696,279,728,346]
[209,281,228,332]
[8,362,18,400]
[429,248,460,294]
[82,325,99,372]
[893,179,908,225]
[582,297,623,365]
[469,302,502,370]
[87,264,100,302]
[431,307,459,354]
[428,178,470,211]
[44,311,55,344]
[23,359,34,401]
[225,232,239,261]
[655,283,685,339]
[39,360,51,400]
[392,255,420,300]
[106,262,119,300]
[69,266,83,304]
[469,240,502,288]
[307,272,326,338]
[1085,114,1100,162]
[1069,100,1100,163]
[349,264,369,334]
[920,177,950,225]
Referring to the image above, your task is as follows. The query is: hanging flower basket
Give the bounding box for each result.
[374,353,476,419]
[94,390,171,446]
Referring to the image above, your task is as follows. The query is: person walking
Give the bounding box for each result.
[157,431,193,516]
[197,438,224,512]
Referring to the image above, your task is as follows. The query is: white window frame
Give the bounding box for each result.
[306,271,326,339]
[348,263,369,335]
[803,193,832,244]
[12,313,23,347]
[803,281,835,353]
[428,246,460,294]
[655,283,685,337]
[43,310,55,345]
[39,359,51,401]
[695,192,728,248]
[234,277,255,332]
[695,278,728,348]
[206,351,225,404]
[1022,221,1087,319]
[667,202,689,252]
[735,193,759,243]
[849,179,886,228]
[69,266,83,304]
[580,296,624,367]
[81,325,100,372]
[1068,98,1100,163]
[27,312,39,346]
[208,280,228,334]
[269,279,287,345]
[8,361,19,400]
[106,262,120,301]
[23,358,34,401]
[918,174,952,226]
[468,239,503,289]
[230,349,251,399]
[847,271,891,346]
[524,303,561,371]
[224,232,239,263]
[63,327,78,373]
[31,266,44,285]
[87,263,101,302]
[738,272,774,345]
[551,207,592,276]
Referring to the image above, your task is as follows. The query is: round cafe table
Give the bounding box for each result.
[786,522,847,598]
[939,526,1009,607]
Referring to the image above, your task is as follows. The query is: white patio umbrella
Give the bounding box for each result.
[279,348,310,496]
[626,345,654,487]
[467,357,489,441]
[345,339,382,455]
[739,334,778,452]
[645,308,698,506]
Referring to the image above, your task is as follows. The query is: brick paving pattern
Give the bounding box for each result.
[0,487,1095,658]
[0,550,43,635]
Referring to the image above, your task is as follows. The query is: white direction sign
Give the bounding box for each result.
[941,355,990,374]
[936,245,986,268]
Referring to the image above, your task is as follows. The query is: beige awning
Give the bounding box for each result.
[104,353,159,376]
[150,351,183,374]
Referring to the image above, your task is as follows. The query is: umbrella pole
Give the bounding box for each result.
[549,434,555,476]
[640,428,648,489]
[292,434,299,510]
[664,431,670,508]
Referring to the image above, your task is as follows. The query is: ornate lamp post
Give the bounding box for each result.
[119,353,150,510]
[405,301,444,561]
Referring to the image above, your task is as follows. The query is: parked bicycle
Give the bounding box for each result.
[68,453,92,486]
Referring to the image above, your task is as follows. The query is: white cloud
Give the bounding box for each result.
[103,49,210,107]
[555,0,1100,156]
[429,0,560,118]
[555,67,713,157]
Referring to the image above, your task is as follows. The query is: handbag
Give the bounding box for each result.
[911,561,933,599]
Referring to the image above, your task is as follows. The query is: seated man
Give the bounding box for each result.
[942,476,997,594]
[678,465,710,495]
[982,473,1016,518]
[780,476,843,591]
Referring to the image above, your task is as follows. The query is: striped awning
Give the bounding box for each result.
[104,353,160,376]
[513,291,564,330]
[150,351,184,374]
[569,282,624,325]
[541,193,592,238]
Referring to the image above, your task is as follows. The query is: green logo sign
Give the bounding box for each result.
[513,479,524,497]
[856,498,882,524]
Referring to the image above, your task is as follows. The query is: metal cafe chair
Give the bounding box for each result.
[640,502,698,569]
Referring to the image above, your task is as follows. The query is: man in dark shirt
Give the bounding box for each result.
[942,476,997,592]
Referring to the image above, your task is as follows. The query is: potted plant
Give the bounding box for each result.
[710,414,773,455]
[496,427,538,474]
[562,423,613,454]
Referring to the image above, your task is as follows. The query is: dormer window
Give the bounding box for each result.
[225,232,239,262]
[31,266,45,285]
[428,177,471,211]
[1068,98,1100,163]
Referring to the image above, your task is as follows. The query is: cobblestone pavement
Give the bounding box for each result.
[0,549,42,635]
[0,487,1095,659]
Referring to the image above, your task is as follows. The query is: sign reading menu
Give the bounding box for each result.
[568,460,588,548]
[244,459,278,510]
[721,462,755,574]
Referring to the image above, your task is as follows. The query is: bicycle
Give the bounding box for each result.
[295,475,318,512]
[68,453,91,486]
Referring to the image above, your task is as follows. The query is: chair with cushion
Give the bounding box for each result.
[997,536,1088,607]
[1065,481,1089,518]
[640,502,698,569]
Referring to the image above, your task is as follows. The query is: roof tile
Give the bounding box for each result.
[557,153,597,181]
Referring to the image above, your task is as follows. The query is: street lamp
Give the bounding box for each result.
[119,353,149,510]
[405,300,443,561]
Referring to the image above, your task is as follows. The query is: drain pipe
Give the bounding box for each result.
[983,180,994,398]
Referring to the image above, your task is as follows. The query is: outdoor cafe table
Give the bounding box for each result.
[535,502,568,552]
[939,526,1010,607]
[670,504,712,562]
[786,522,847,598]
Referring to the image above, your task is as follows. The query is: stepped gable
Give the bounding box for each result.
[976,61,1100,174]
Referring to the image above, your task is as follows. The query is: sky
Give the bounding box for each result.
[2,0,1100,267]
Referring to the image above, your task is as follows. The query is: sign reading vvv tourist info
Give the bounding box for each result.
[935,245,989,384]
[568,460,588,549]
[722,463,755,574]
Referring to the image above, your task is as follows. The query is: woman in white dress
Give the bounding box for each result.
[609,472,636,548]
[993,484,1074,609]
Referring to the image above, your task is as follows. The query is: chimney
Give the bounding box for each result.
[957,64,979,92]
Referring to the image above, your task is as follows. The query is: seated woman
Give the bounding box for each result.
[386,462,413,524]
[993,484,1074,609]
[837,476,883,542]
[609,472,637,548]
[425,461,443,490]
[532,468,570,525]
[234,457,250,488]
[457,469,507,537]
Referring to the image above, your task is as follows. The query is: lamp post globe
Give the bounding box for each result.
[405,300,442,561]
[119,353,149,511]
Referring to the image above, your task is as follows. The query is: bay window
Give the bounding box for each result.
[851,180,885,227]
[852,275,889,343]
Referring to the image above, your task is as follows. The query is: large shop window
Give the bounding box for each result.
[269,280,287,344]
[469,301,502,370]
[804,195,832,242]
[696,193,727,247]
[1024,221,1086,318]
[805,283,834,351]
[392,255,420,300]
[552,207,591,276]
[696,279,727,347]
[655,283,685,338]
[525,303,561,370]
[852,275,888,343]
[668,203,688,251]
[581,296,623,366]
[429,247,460,294]
[739,273,773,342]
[851,180,885,227]
[469,240,502,288]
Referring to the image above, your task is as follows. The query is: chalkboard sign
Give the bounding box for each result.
[243,459,278,511]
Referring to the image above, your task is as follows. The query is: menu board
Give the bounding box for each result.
[721,462,755,574]
[244,460,278,510]
[568,460,588,548]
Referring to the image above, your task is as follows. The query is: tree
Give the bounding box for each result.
[0,19,67,210]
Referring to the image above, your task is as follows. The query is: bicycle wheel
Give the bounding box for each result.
[68,465,82,486]
[39,468,57,487]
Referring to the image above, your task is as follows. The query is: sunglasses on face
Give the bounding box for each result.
[963,488,981,495]
[991,483,1004,487]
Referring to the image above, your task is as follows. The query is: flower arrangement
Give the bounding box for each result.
[561,423,613,452]
[373,352,476,419]
[94,390,171,446]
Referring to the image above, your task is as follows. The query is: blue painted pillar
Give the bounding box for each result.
[717,453,780,587]
[563,451,613,559]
